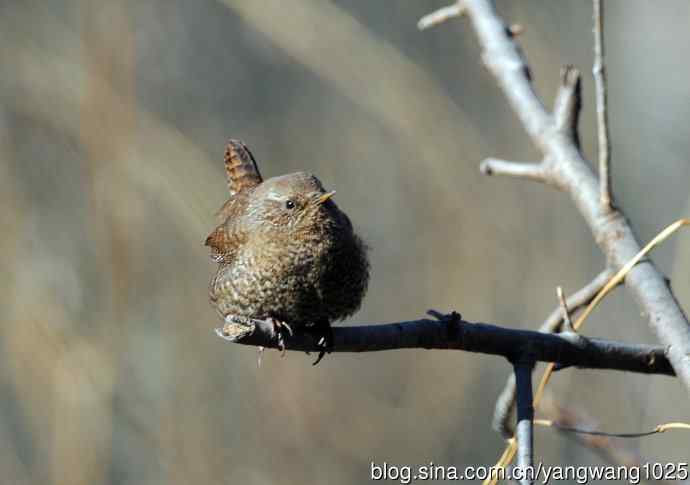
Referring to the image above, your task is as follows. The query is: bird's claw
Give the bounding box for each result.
[269,318,292,357]
[217,314,255,342]
[279,320,293,336]
[309,321,334,366]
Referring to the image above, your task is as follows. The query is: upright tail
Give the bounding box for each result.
[224,139,263,196]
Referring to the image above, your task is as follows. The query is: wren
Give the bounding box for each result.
[206,140,369,362]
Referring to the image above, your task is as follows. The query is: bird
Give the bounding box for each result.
[206,140,369,364]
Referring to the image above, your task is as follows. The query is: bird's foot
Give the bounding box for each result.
[268,318,293,357]
[217,314,256,342]
[305,320,333,366]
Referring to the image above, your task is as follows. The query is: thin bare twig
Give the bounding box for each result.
[479,158,546,182]
[540,399,687,484]
[417,2,465,31]
[593,0,613,210]
[481,67,581,190]
[556,286,575,333]
[514,362,534,485]
[543,270,616,334]
[535,419,690,439]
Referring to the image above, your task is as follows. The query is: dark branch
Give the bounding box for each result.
[215,314,674,377]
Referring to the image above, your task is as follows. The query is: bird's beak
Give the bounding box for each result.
[316,190,336,205]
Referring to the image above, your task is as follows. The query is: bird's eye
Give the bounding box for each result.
[285,200,295,210]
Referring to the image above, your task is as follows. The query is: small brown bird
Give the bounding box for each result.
[206,140,369,363]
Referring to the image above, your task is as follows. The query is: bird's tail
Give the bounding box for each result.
[224,139,263,196]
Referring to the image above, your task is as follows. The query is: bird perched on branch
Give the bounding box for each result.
[206,140,369,364]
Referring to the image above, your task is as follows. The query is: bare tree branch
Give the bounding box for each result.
[543,400,644,465]
[417,2,465,31]
[556,286,575,333]
[215,314,674,378]
[461,0,690,393]
[479,158,546,183]
[538,419,677,439]
[541,270,616,334]
[540,399,684,485]
[514,362,534,485]
[593,0,613,210]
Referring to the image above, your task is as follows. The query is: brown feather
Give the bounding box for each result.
[205,225,229,262]
[215,197,236,223]
[224,139,263,197]
[207,191,251,262]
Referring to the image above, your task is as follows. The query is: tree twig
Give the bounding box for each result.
[535,418,690,439]
[556,286,575,333]
[479,158,546,183]
[539,399,685,485]
[541,270,616,334]
[514,362,535,485]
[593,0,612,210]
[417,2,465,31]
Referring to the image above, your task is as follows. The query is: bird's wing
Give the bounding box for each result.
[206,191,251,263]
[224,139,263,197]
[206,140,261,263]
[205,223,247,264]
[215,197,237,223]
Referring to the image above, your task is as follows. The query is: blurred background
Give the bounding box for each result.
[1,0,688,483]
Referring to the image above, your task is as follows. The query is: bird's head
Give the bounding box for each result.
[246,172,345,234]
